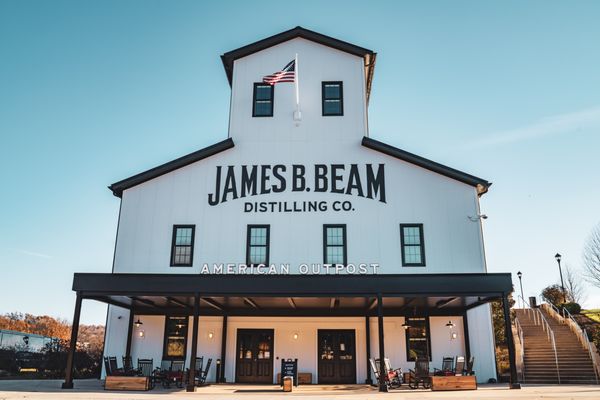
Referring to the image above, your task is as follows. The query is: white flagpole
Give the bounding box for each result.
[294,53,301,122]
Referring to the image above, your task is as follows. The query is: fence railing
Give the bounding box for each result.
[541,302,600,384]
[536,307,561,384]
[514,316,525,382]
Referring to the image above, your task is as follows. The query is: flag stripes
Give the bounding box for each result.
[263,60,295,85]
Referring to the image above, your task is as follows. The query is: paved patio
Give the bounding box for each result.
[0,380,598,399]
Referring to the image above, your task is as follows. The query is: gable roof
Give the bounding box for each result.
[108,138,234,198]
[362,137,491,196]
[221,26,377,103]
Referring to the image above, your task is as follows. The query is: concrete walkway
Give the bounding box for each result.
[0,380,599,399]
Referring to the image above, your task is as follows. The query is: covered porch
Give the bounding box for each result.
[62,273,519,392]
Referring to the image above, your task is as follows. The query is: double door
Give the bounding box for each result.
[318,329,356,384]
[235,329,274,383]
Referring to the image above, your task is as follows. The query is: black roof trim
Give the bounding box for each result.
[109,138,234,198]
[362,136,491,195]
[221,26,376,102]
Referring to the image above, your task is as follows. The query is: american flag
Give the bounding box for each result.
[263,60,295,85]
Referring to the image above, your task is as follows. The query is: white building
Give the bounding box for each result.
[62,27,518,391]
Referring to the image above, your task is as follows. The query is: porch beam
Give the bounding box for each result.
[330,297,339,309]
[366,297,377,310]
[87,296,131,310]
[201,297,225,311]
[365,316,373,385]
[466,296,499,310]
[287,298,296,309]
[243,297,259,309]
[166,297,191,308]
[186,294,200,392]
[436,297,460,308]
[129,296,157,307]
[502,293,520,389]
[62,293,82,389]
[462,311,471,360]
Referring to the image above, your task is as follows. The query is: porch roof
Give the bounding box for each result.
[72,272,512,316]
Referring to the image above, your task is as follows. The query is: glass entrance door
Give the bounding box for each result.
[235,329,274,383]
[318,329,356,384]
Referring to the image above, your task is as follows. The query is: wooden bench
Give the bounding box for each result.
[431,375,477,391]
[276,372,313,384]
[105,376,150,391]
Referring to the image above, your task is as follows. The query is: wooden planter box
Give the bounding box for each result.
[431,375,477,391]
[276,372,313,384]
[105,376,150,391]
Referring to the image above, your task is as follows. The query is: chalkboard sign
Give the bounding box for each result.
[280,358,298,386]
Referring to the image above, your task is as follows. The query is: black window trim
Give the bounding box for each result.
[400,223,426,267]
[170,224,196,267]
[321,81,344,116]
[323,224,347,265]
[404,316,432,362]
[246,224,270,266]
[162,315,189,361]
[252,82,274,117]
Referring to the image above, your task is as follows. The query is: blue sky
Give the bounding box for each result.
[1,0,599,324]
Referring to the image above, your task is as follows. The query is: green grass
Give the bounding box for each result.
[582,309,600,323]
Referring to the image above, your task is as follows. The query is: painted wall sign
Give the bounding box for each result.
[199,263,380,275]
[207,164,386,211]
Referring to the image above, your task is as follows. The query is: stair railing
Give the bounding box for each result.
[559,305,600,384]
[517,295,539,325]
[536,308,561,384]
[514,316,525,382]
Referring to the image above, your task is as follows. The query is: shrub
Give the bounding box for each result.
[562,302,582,315]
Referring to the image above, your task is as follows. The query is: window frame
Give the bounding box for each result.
[322,224,347,265]
[404,316,432,362]
[162,315,189,361]
[400,223,426,267]
[252,82,274,117]
[170,225,196,267]
[246,224,270,266]
[321,81,344,116]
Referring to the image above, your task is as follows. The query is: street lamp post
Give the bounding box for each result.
[555,253,567,303]
[517,271,524,308]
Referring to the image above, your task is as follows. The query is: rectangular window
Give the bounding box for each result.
[322,81,343,116]
[400,224,425,266]
[323,224,347,265]
[170,225,195,267]
[405,317,431,361]
[252,83,274,117]
[246,225,270,266]
[163,316,188,360]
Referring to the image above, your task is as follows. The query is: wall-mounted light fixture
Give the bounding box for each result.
[134,318,143,328]
[445,320,455,329]
[293,332,299,340]
[208,332,214,339]
[401,321,410,330]
[138,330,145,338]
[451,332,458,340]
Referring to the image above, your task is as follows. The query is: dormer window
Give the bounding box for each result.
[322,81,343,116]
[253,83,274,117]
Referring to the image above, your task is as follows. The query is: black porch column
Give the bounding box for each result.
[502,293,520,389]
[462,311,471,360]
[365,316,373,385]
[62,293,82,389]
[376,293,387,392]
[219,315,228,383]
[187,294,200,392]
[125,309,134,359]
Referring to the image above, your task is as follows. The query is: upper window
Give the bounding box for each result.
[246,225,270,266]
[322,81,343,116]
[170,225,195,267]
[162,316,188,360]
[405,317,431,361]
[253,83,274,117]
[400,224,425,266]
[323,224,347,265]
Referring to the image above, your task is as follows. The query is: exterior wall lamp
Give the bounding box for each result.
[293,332,299,340]
[208,332,214,339]
[134,318,143,328]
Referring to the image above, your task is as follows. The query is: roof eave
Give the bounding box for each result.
[362,136,492,195]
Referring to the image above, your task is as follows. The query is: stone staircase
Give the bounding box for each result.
[515,308,598,384]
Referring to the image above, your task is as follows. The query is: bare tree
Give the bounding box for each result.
[583,223,600,289]
[564,264,586,304]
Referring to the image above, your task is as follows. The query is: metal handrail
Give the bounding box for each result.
[515,317,525,382]
[517,295,538,324]
[560,306,600,384]
[536,308,560,384]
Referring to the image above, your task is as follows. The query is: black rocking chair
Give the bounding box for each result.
[137,358,155,389]
[434,356,454,376]
[197,358,212,385]
[369,358,402,389]
[408,357,431,389]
